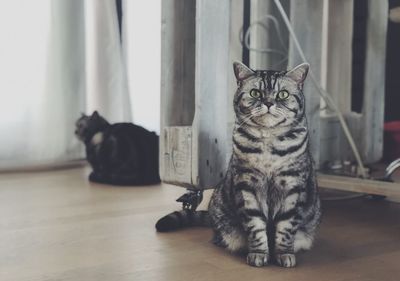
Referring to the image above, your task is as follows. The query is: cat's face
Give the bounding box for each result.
[75,111,108,141]
[75,114,91,141]
[233,62,309,129]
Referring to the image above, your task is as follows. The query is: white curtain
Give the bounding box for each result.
[0,0,132,170]
[123,0,161,133]
[85,0,132,122]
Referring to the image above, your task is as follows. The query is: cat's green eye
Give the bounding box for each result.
[276,90,290,101]
[250,89,261,99]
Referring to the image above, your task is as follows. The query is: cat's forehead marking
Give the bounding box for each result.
[253,70,287,91]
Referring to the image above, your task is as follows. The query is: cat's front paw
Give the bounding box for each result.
[89,171,100,182]
[246,252,269,267]
[89,171,106,183]
[275,253,296,268]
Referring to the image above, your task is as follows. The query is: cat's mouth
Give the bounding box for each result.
[261,111,278,118]
[250,112,287,128]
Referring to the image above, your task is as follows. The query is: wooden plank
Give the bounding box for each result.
[360,0,388,163]
[192,0,232,189]
[288,0,324,167]
[320,0,388,165]
[160,0,196,187]
[160,126,193,187]
[326,0,353,114]
[319,0,387,166]
[160,0,196,128]
[319,0,354,165]
[318,173,400,198]
[227,0,244,149]
[319,116,342,164]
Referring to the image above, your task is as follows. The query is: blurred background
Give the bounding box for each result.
[0,0,399,175]
[0,0,161,170]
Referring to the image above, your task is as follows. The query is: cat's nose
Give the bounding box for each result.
[264,101,274,108]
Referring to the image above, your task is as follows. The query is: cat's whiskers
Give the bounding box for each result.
[237,108,266,128]
[273,108,285,117]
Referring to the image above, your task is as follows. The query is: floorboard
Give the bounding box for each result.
[0,167,399,281]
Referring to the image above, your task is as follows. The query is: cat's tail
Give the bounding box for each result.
[155,210,210,232]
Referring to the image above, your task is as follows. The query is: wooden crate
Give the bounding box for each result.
[160,0,242,189]
[160,0,389,192]
[318,0,388,165]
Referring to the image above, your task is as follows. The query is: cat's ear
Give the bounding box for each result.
[92,111,99,118]
[286,63,309,88]
[233,61,254,81]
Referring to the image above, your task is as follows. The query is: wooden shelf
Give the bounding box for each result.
[317,173,400,197]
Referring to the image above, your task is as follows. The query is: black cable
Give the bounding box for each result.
[242,0,251,65]
[116,0,123,43]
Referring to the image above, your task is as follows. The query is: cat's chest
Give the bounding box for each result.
[244,141,291,173]
[234,128,307,175]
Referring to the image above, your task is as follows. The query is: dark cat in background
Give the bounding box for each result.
[75,111,160,185]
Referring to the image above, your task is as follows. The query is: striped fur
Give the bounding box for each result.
[156,62,321,268]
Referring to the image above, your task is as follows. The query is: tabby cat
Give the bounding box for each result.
[156,62,321,268]
[75,111,160,185]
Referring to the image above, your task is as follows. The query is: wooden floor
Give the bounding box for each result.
[1,167,400,281]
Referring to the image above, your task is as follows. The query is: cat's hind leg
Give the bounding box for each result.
[294,198,321,253]
[294,230,314,253]
[219,227,247,253]
[209,189,247,253]
[293,209,320,253]
[210,208,247,253]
